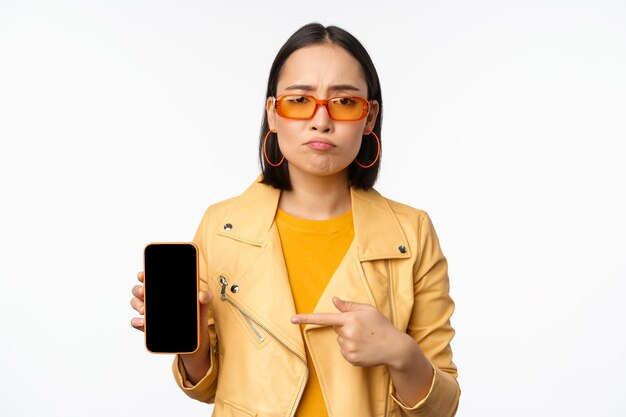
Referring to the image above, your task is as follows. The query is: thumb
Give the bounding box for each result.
[332,296,368,312]
[198,291,213,329]
[197,290,213,344]
[199,290,214,306]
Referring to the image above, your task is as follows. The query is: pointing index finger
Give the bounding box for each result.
[291,313,344,327]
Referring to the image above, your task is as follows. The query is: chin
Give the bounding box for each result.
[302,164,349,178]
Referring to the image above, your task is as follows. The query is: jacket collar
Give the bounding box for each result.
[217,176,412,260]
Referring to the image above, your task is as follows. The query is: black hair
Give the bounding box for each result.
[259,22,383,190]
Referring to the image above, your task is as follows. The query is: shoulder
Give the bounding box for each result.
[194,189,247,235]
[194,178,279,234]
[206,195,241,216]
[196,177,265,217]
[374,190,441,248]
[383,195,428,218]
[375,190,433,229]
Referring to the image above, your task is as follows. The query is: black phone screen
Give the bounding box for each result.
[144,243,199,353]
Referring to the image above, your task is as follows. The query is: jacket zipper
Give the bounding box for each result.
[383,260,396,417]
[219,276,309,417]
[219,277,263,342]
[242,314,264,342]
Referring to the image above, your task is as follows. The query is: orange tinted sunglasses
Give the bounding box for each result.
[274,95,370,121]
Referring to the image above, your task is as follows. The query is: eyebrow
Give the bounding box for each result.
[284,84,362,92]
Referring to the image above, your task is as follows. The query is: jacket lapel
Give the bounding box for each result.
[303,186,412,331]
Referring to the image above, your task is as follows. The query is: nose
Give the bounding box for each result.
[310,102,333,132]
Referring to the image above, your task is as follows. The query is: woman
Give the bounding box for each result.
[131,23,460,417]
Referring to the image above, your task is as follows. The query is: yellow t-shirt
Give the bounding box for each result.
[275,208,355,417]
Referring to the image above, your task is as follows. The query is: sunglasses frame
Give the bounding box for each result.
[273,94,371,121]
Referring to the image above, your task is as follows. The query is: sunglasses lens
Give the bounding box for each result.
[277,96,316,119]
[328,97,367,120]
[276,95,368,120]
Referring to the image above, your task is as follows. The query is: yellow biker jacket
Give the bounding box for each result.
[172,178,460,417]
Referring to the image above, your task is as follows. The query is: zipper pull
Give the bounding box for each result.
[219,276,228,299]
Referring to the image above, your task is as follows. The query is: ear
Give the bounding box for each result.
[363,99,380,134]
[266,96,277,132]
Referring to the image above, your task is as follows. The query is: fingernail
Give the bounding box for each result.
[291,316,300,324]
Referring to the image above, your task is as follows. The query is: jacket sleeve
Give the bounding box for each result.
[171,206,219,403]
[390,212,460,417]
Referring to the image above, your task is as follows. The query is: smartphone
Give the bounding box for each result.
[143,242,200,354]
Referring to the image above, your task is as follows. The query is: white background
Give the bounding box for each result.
[1,1,624,416]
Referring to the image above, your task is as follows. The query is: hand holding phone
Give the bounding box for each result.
[130,271,214,364]
[143,242,200,353]
[130,243,214,358]
[130,273,213,330]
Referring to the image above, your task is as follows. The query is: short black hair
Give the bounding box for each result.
[259,22,383,190]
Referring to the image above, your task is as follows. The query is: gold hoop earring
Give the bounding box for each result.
[263,130,284,167]
[355,130,380,169]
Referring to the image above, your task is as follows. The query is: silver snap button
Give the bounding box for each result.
[230,285,239,293]
[398,245,407,253]
[223,223,233,231]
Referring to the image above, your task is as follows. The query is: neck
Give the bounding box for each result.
[278,169,351,220]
